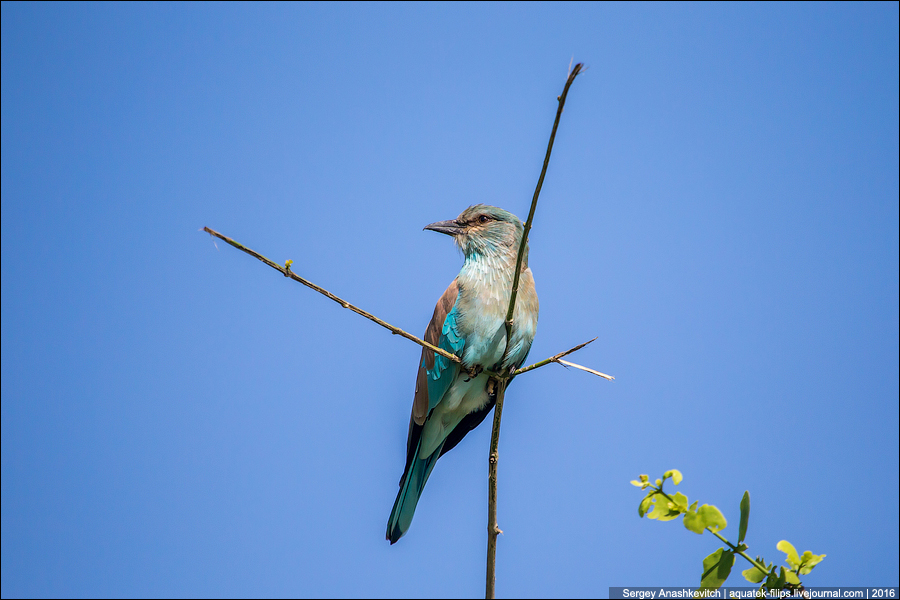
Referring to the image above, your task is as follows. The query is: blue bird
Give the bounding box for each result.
[387,204,539,544]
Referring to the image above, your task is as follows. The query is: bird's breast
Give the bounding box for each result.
[455,254,536,370]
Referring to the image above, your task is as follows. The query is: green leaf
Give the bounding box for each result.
[682,501,702,534]
[664,469,683,485]
[660,492,688,521]
[742,566,767,583]
[700,548,735,590]
[645,494,666,520]
[639,496,653,518]
[765,566,787,590]
[684,507,704,534]
[646,493,682,522]
[683,503,727,534]
[698,504,728,533]
[776,566,788,588]
[739,491,750,543]
[777,540,801,569]
[785,570,801,585]
[798,551,826,575]
[630,480,645,487]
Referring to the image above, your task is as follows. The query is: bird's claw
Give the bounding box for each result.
[463,365,482,382]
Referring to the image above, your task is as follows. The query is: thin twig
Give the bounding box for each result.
[202,227,461,365]
[485,378,506,599]
[512,337,597,376]
[504,63,585,334]
[486,62,584,600]
[557,359,614,380]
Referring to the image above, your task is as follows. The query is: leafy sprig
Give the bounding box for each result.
[631,470,825,592]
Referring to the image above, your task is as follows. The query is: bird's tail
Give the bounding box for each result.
[386,437,444,544]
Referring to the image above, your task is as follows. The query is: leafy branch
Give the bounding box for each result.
[632,470,826,593]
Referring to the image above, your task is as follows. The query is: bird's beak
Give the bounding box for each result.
[424,219,464,237]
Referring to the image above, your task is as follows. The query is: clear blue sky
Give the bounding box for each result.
[2,2,897,597]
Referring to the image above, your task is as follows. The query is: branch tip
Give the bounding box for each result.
[557,359,614,381]
[488,62,584,599]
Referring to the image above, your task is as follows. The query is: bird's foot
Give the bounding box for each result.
[486,378,497,400]
[463,365,483,382]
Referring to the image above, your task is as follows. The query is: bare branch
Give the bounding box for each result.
[202,62,601,600]
[202,227,461,365]
[557,359,614,380]
[504,62,585,336]
[512,337,597,376]
[487,62,584,600]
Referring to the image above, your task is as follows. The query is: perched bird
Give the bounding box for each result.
[386,204,539,544]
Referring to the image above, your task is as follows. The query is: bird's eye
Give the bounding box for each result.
[478,215,491,223]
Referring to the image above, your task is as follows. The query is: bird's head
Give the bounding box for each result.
[424,205,526,261]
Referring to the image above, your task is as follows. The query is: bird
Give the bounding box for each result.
[386,204,539,544]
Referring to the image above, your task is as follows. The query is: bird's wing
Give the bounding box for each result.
[403,279,463,477]
[389,280,465,544]
[411,279,463,426]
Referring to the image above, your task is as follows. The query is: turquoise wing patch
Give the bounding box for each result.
[422,298,464,412]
